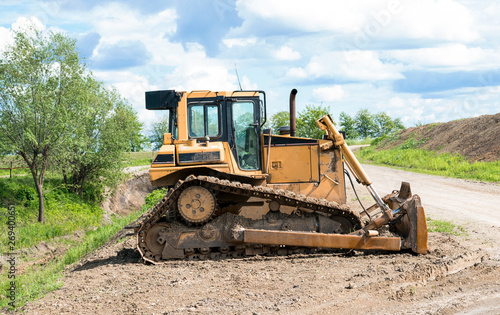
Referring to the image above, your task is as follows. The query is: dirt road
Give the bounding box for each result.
[360,164,500,258]
[19,166,500,314]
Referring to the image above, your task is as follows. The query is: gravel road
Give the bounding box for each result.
[359,164,500,257]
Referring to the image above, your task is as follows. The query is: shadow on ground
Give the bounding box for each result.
[72,247,142,272]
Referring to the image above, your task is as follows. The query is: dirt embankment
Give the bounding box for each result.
[101,169,153,217]
[378,113,500,162]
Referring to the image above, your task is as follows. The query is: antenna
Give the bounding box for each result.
[234,63,243,91]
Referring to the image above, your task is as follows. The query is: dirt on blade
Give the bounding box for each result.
[377,112,500,162]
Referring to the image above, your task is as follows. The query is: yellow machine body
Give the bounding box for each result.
[134,89,428,263]
[148,90,346,206]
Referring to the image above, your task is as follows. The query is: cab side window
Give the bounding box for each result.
[188,103,220,138]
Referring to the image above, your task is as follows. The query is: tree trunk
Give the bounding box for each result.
[22,153,47,224]
[62,169,69,187]
[27,165,46,224]
[35,181,45,223]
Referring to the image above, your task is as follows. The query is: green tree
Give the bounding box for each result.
[126,116,147,152]
[297,105,331,139]
[354,108,376,139]
[57,78,142,197]
[373,112,396,137]
[149,115,169,151]
[339,111,358,139]
[393,117,405,130]
[269,111,290,133]
[0,25,84,223]
[0,133,13,156]
[373,112,405,137]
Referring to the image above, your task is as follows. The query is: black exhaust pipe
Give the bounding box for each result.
[290,89,297,137]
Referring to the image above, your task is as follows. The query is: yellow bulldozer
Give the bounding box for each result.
[133,89,428,263]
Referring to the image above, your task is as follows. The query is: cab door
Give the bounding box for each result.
[230,100,261,170]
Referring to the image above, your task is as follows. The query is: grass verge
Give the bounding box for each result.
[357,146,500,183]
[124,151,155,167]
[426,217,467,236]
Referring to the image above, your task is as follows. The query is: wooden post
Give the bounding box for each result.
[10,161,12,178]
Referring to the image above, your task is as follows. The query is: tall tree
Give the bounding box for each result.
[354,108,376,139]
[297,105,331,139]
[339,111,358,139]
[0,25,84,223]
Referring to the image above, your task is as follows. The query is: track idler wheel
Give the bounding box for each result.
[177,186,216,224]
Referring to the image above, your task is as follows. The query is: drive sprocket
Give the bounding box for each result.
[177,185,216,224]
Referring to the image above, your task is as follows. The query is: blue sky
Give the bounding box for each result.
[1,0,500,129]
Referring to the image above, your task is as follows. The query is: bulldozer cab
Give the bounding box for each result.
[187,93,264,171]
[146,90,266,176]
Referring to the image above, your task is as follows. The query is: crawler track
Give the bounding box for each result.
[136,175,363,263]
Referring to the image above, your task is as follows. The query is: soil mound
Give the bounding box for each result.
[378,113,500,162]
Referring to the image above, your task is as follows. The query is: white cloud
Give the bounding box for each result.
[287,50,404,82]
[234,0,479,43]
[0,27,12,53]
[163,60,238,91]
[386,44,500,70]
[374,86,500,126]
[92,69,163,125]
[0,16,58,54]
[389,0,479,43]
[69,3,179,66]
[273,46,301,61]
[240,76,259,90]
[234,0,370,34]
[71,2,244,114]
[312,85,346,102]
[222,37,258,48]
[89,3,176,43]
[11,16,45,32]
[1,0,497,130]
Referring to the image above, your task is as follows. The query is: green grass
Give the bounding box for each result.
[426,217,467,236]
[370,134,400,146]
[0,187,167,310]
[346,138,374,145]
[124,151,155,167]
[0,168,30,177]
[0,155,29,177]
[357,146,500,183]
[0,177,103,253]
